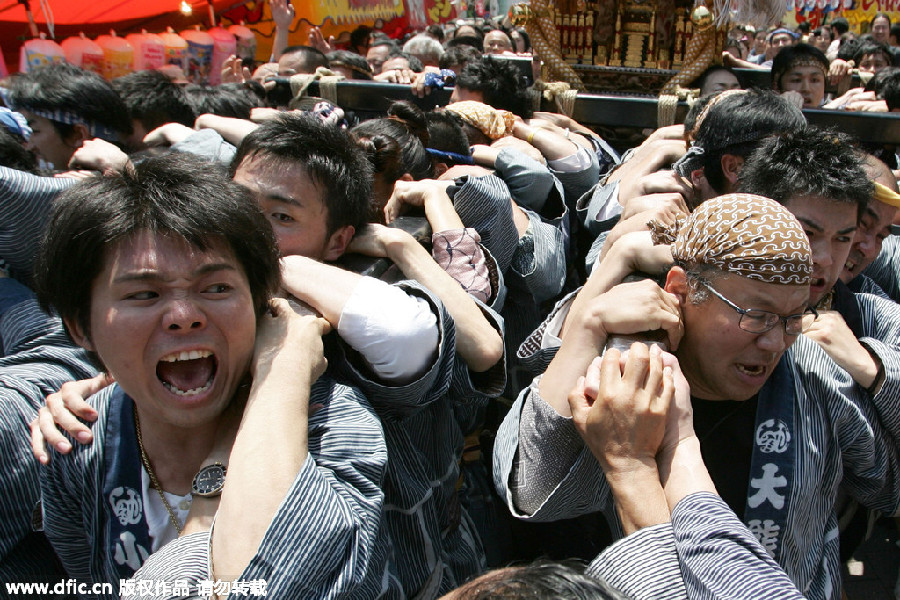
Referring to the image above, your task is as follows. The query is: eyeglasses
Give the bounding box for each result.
[701,281,816,336]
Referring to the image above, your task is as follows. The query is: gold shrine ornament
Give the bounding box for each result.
[691,5,714,31]
[509,3,532,26]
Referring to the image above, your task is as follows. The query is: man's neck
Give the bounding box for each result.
[134,409,226,496]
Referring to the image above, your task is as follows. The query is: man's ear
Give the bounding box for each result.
[664,266,688,305]
[433,162,449,177]
[399,173,414,182]
[64,317,94,352]
[323,225,355,262]
[690,168,706,189]
[64,123,91,150]
[721,154,745,186]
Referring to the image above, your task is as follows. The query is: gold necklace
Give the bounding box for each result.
[133,405,184,535]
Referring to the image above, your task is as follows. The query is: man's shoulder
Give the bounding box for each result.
[309,374,382,426]
[311,373,368,405]
[47,385,119,470]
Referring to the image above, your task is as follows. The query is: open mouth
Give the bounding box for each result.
[156,350,217,397]
[736,363,766,377]
[845,251,864,275]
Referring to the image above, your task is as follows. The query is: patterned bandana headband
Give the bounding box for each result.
[444,101,517,140]
[651,193,812,285]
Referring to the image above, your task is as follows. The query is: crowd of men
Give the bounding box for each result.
[0,9,899,600]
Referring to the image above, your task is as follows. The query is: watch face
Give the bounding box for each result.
[192,463,227,497]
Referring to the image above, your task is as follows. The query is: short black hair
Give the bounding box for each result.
[738,127,871,221]
[112,70,195,131]
[8,62,132,141]
[831,17,850,35]
[350,25,373,50]
[866,65,900,93]
[853,40,895,67]
[682,94,714,136]
[426,110,471,157]
[684,89,806,193]
[456,55,533,118]
[440,44,482,69]
[0,127,37,172]
[232,112,373,236]
[876,68,900,110]
[280,45,330,72]
[837,36,863,61]
[34,152,280,364]
[183,83,263,119]
[452,560,628,599]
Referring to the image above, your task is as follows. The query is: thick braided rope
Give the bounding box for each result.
[535,81,578,116]
[657,93,679,127]
[526,0,584,90]
[555,88,578,116]
[661,25,716,96]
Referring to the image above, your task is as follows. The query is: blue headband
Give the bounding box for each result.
[1,87,119,143]
[426,147,474,165]
[0,109,31,140]
[768,28,799,41]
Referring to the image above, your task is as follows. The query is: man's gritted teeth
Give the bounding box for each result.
[844,250,864,277]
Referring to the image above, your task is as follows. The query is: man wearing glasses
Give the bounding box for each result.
[494,186,900,599]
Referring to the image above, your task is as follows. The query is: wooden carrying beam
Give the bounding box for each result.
[302,80,900,145]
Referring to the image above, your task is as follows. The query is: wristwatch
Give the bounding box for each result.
[191,462,227,497]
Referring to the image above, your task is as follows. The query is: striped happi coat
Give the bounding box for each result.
[40,375,394,600]
[493,290,900,600]
[0,166,77,286]
[0,279,96,584]
[587,492,806,599]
